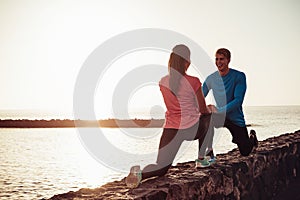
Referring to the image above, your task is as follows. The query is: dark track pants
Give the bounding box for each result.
[141,114,211,180]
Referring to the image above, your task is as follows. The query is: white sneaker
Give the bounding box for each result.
[125,165,142,188]
[195,158,210,168]
[205,149,217,164]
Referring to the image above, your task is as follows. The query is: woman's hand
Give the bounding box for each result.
[207,104,218,113]
[202,106,211,115]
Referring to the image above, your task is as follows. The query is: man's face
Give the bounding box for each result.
[215,53,230,73]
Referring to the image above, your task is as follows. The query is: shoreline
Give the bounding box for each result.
[0,119,165,128]
[0,119,253,128]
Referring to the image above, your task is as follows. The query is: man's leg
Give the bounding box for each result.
[224,120,253,156]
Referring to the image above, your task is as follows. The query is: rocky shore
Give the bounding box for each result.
[47,130,300,200]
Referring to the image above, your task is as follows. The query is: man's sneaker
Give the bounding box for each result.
[195,158,210,168]
[125,165,142,188]
[205,149,217,164]
[250,129,258,148]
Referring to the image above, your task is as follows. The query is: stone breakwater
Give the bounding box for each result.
[48,130,300,200]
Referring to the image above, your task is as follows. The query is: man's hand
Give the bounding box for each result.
[208,104,218,113]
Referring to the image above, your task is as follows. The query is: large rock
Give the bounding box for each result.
[48,130,300,200]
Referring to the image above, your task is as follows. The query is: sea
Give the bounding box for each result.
[0,106,299,200]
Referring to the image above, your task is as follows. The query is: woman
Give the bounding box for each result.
[125,44,212,188]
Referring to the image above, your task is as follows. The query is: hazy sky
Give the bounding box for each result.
[1,0,299,115]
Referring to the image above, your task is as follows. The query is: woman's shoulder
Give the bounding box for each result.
[159,75,169,85]
[184,74,200,81]
[184,74,201,84]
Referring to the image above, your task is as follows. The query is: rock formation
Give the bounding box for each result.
[48,130,300,200]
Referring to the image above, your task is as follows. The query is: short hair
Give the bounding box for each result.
[216,48,231,60]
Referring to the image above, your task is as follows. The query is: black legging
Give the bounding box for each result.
[224,119,254,156]
[200,113,255,157]
[141,114,211,180]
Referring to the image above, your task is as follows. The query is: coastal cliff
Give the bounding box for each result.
[48,130,300,200]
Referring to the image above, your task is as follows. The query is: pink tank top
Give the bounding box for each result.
[159,74,201,129]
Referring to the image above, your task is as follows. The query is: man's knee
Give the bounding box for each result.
[238,143,252,156]
[212,113,226,128]
[240,150,251,156]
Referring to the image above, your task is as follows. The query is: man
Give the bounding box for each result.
[198,48,258,162]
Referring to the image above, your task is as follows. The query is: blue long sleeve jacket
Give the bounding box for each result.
[202,68,246,127]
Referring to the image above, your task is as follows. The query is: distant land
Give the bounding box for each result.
[0,119,253,128]
[0,119,165,128]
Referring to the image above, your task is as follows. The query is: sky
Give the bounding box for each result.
[0,0,299,117]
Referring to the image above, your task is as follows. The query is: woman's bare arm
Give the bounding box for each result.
[196,87,211,114]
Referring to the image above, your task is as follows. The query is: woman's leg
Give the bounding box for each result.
[195,114,212,158]
[142,128,183,179]
[197,113,229,159]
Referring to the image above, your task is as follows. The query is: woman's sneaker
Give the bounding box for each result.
[205,149,217,164]
[195,158,210,168]
[125,165,142,188]
[250,129,258,148]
